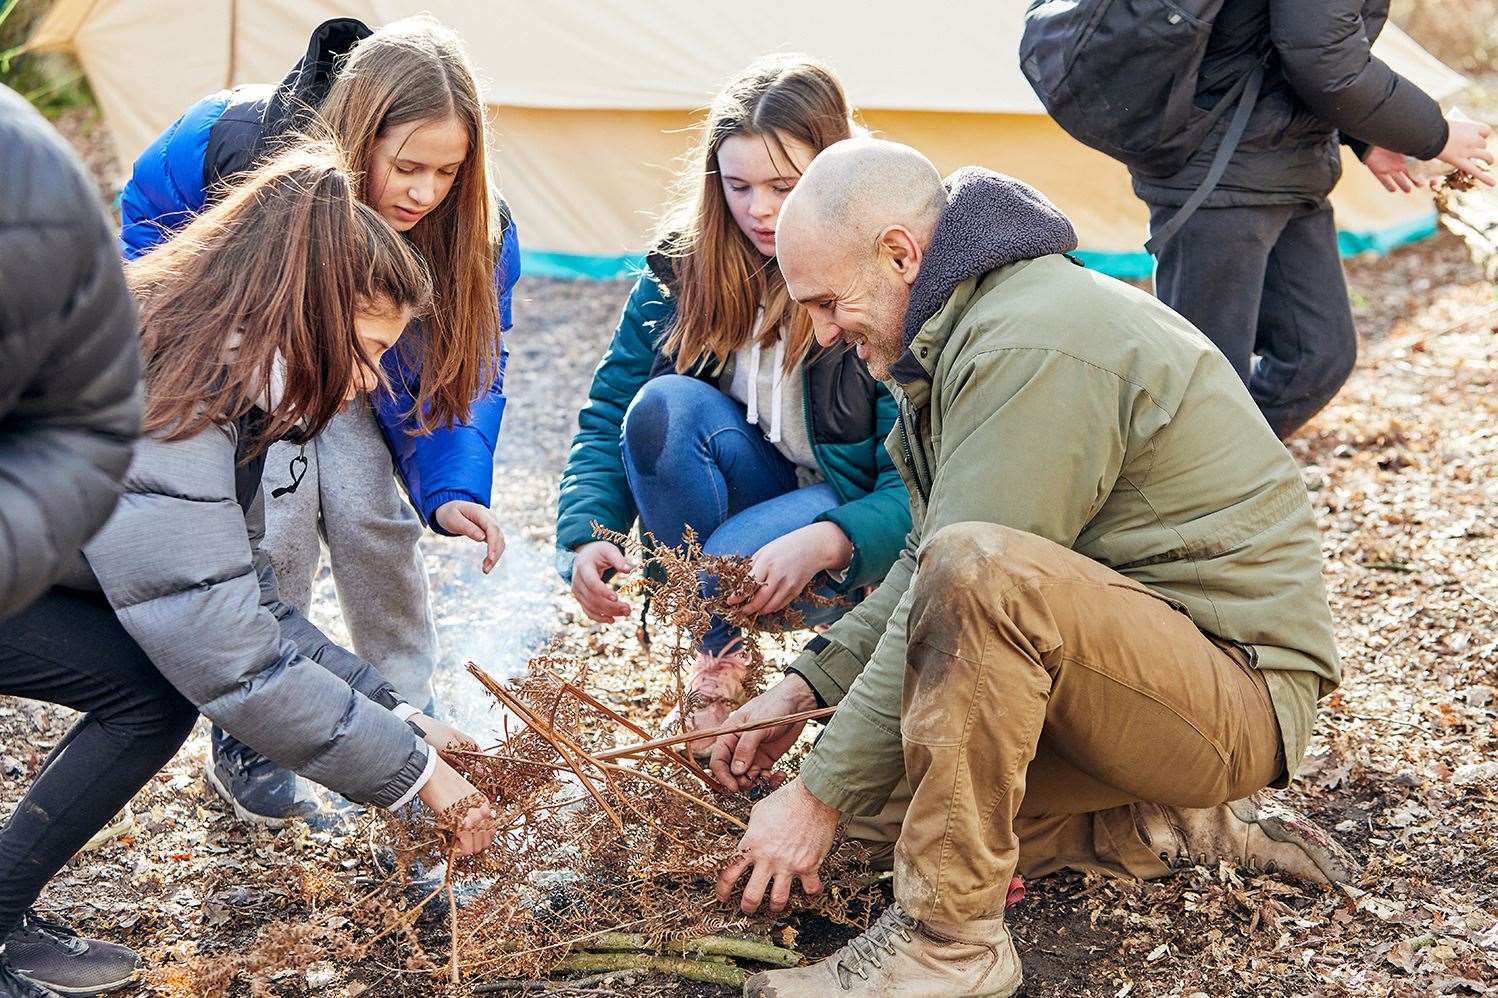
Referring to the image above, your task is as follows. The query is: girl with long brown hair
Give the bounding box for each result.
[118,15,519,823]
[0,145,498,997]
[556,55,911,755]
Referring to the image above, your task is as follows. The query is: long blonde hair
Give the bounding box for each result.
[657,55,855,376]
[127,144,432,458]
[318,15,499,432]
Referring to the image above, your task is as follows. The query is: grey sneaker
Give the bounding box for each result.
[0,951,59,998]
[4,911,136,994]
[207,727,317,827]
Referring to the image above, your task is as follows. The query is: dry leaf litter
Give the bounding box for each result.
[2,44,1497,998]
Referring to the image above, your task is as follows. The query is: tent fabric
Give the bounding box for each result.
[33,0,1469,280]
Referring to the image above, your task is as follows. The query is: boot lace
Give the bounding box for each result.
[833,903,917,989]
[17,910,86,956]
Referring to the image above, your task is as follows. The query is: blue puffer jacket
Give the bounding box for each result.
[116,18,517,531]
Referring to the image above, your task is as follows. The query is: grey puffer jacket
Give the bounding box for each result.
[0,85,142,619]
[1134,0,1450,208]
[80,413,430,808]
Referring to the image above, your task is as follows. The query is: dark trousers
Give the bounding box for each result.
[0,589,198,937]
[1149,200,1358,439]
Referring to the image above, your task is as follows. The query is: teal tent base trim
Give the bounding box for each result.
[519,211,1440,282]
[522,249,643,281]
[1334,212,1439,257]
[1071,249,1157,281]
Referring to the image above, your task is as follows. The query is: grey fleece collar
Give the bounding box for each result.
[899,168,1078,350]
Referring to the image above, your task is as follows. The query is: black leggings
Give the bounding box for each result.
[0,589,198,938]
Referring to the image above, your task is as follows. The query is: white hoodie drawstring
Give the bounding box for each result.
[768,336,785,444]
[745,333,785,443]
[747,339,762,428]
[744,307,783,443]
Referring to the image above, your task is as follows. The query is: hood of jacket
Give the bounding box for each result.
[259,18,373,147]
[893,168,1077,375]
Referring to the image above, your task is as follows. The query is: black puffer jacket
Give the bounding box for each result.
[0,85,142,619]
[1133,0,1451,208]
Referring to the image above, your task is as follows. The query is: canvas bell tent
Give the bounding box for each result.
[30,0,1470,279]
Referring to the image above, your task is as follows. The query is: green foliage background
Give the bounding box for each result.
[0,0,94,118]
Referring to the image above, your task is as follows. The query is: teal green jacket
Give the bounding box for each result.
[556,259,911,592]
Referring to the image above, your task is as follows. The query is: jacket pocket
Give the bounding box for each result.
[1115,477,1307,570]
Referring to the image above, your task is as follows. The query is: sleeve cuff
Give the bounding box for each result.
[786,637,866,708]
[422,490,487,534]
[369,683,404,711]
[392,702,421,723]
[800,747,897,817]
[826,549,853,585]
[1420,118,1452,163]
[388,744,439,811]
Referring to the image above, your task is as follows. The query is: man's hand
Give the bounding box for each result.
[434,500,506,573]
[569,540,634,623]
[408,713,480,754]
[730,521,852,618]
[709,674,819,791]
[1364,146,1416,193]
[715,778,840,914]
[1437,117,1496,186]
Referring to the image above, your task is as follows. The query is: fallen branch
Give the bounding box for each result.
[447,847,461,986]
[354,878,448,955]
[472,969,641,993]
[451,754,746,832]
[588,931,799,967]
[549,951,748,987]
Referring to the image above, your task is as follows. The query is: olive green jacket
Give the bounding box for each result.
[792,249,1340,817]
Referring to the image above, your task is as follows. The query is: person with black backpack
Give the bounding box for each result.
[1022,0,1494,439]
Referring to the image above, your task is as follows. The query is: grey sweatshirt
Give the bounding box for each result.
[80,418,432,809]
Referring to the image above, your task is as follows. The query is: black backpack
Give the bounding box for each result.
[1019,0,1268,253]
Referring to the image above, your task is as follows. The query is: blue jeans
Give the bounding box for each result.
[621,375,850,653]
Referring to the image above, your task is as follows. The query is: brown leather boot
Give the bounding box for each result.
[1134,792,1359,885]
[743,902,1022,997]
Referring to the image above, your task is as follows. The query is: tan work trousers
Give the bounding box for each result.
[850,522,1284,924]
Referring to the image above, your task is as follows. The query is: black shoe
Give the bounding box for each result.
[0,954,58,998]
[4,910,135,994]
[206,727,318,827]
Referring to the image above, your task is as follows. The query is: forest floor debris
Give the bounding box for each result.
[4,226,1494,995]
[4,59,1498,985]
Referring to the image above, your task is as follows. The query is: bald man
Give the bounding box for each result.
[708,139,1351,998]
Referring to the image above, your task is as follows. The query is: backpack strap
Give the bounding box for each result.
[1145,59,1267,256]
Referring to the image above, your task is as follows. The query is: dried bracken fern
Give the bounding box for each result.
[152,531,871,991]
[590,520,842,724]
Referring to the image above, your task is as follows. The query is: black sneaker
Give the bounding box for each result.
[4,911,135,994]
[206,726,318,827]
[0,954,59,998]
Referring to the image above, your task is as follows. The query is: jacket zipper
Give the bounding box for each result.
[897,398,931,506]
